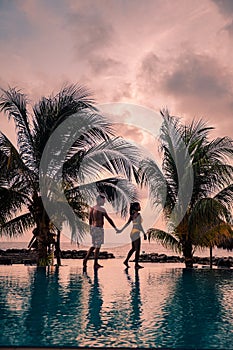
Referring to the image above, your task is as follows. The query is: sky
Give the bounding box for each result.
[1,0,233,135]
[1,0,233,243]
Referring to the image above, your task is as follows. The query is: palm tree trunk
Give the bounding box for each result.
[183,240,193,268]
[210,246,213,269]
[56,229,62,266]
[37,216,50,266]
[36,210,50,266]
[32,195,51,266]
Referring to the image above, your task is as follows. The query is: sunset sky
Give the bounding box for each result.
[1,0,233,134]
[1,0,233,243]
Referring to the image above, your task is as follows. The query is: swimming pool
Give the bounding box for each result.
[0,260,232,349]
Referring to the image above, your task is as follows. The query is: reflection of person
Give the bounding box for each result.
[87,269,103,331]
[118,202,147,269]
[124,268,142,329]
[83,194,119,269]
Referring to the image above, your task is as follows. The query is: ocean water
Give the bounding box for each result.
[0,259,232,349]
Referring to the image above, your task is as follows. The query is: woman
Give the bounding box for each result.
[119,202,147,269]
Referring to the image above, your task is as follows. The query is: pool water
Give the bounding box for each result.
[0,260,232,349]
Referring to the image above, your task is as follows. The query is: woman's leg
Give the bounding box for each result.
[123,242,135,267]
[134,238,143,268]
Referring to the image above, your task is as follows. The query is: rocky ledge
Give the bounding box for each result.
[0,248,115,265]
[139,253,233,267]
[0,249,232,267]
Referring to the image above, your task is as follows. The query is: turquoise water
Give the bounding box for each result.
[0,260,232,349]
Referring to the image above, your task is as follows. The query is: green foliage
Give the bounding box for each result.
[0,84,140,248]
[144,110,233,264]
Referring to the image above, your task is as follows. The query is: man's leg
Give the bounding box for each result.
[83,246,95,267]
[94,247,103,268]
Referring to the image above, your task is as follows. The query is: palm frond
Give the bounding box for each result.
[0,187,31,221]
[147,228,182,253]
[33,83,96,127]
[185,118,214,147]
[214,184,233,210]
[189,198,232,237]
[194,221,233,247]
[139,157,167,208]
[205,136,233,161]
[62,137,141,186]
[0,131,35,187]
[32,84,102,164]
[95,177,138,217]
[38,111,115,180]
[0,87,35,169]
[159,112,194,226]
[217,236,233,251]
[0,212,35,237]
[68,178,137,218]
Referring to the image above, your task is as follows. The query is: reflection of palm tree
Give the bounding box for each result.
[156,269,224,349]
[24,268,50,345]
[24,266,87,346]
[125,269,142,330]
[0,273,25,346]
[87,270,103,332]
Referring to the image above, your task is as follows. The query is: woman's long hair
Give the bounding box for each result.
[130,202,140,217]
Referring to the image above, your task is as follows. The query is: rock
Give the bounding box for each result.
[217,258,232,268]
[0,258,12,265]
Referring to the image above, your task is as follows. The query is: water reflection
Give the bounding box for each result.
[124,268,142,330]
[0,264,232,348]
[0,268,30,345]
[24,266,86,346]
[155,269,231,349]
[25,267,50,345]
[86,269,103,332]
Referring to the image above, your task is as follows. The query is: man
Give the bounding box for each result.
[83,194,119,269]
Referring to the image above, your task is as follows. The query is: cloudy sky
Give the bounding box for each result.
[1,0,233,136]
[1,0,233,242]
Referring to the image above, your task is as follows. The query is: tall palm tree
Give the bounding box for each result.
[0,85,139,266]
[141,111,233,268]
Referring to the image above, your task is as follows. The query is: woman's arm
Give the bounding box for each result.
[89,207,93,226]
[118,216,132,233]
[138,214,147,239]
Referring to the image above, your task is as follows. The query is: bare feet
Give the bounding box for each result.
[123,261,130,268]
[94,264,103,269]
[135,265,144,269]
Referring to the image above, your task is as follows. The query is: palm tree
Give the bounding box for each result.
[141,111,233,268]
[0,85,140,266]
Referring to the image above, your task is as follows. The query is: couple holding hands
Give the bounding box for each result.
[83,194,147,270]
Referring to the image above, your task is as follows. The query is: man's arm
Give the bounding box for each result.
[118,216,132,233]
[104,211,117,229]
